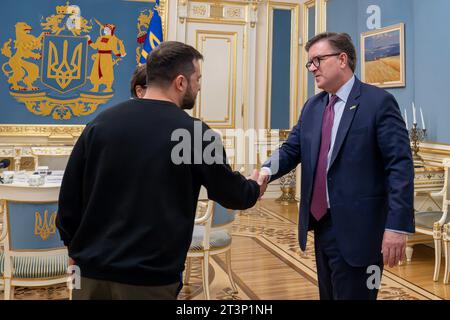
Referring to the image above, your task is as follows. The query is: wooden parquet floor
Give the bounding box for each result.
[2,199,449,300]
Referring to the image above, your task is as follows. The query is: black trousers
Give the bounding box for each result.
[312,212,383,300]
[72,277,182,300]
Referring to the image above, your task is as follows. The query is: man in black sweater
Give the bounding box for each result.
[56,41,261,299]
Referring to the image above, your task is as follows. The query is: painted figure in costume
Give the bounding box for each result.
[87,23,126,93]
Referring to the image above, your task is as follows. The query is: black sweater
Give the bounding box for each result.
[56,98,259,286]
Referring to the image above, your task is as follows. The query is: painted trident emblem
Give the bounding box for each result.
[47,39,82,89]
[34,209,57,240]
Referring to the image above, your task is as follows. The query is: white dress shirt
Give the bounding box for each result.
[325,75,355,206]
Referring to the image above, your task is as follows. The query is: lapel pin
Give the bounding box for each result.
[349,105,358,110]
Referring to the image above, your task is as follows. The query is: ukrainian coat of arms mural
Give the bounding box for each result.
[0,0,164,123]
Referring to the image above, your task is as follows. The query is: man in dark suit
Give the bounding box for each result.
[258,32,415,300]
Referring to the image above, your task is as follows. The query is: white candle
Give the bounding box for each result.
[404,108,408,128]
[412,102,417,124]
[420,107,425,130]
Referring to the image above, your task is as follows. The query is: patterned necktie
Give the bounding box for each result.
[311,94,339,221]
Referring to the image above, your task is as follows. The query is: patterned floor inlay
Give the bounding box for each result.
[230,205,442,300]
[0,283,69,300]
[0,204,444,300]
[179,257,251,300]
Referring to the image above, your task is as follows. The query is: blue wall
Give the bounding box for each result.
[326,0,358,61]
[307,5,316,99]
[270,9,292,129]
[0,0,157,124]
[412,0,450,143]
[357,0,414,130]
[327,0,450,143]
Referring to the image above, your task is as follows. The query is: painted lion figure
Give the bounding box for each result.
[1,22,47,90]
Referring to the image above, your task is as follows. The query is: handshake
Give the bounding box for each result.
[247,169,270,199]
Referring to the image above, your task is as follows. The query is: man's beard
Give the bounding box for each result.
[180,83,196,110]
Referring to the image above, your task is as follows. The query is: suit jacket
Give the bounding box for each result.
[263,77,415,267]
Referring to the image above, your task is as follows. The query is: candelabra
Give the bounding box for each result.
[275,129,298,205]
[275,168,297,205]
[409,123,426,167]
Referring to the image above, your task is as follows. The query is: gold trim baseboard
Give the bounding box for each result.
[0,125,84,138]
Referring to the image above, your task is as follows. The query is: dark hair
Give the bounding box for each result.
[130,64,147,98]
[305,32,357,72]
[146,41,204,88]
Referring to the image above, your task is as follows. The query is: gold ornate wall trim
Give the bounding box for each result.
[179,1,259,26]
[421,148,450,157]
[265,1,300,129]
[160,0,169,40]
[300,0,315,116]
[416,141,450,168]
[0,125,84,139]
[316,0,327,34]
[31,146,74,156]
[299,0,327,115]
[186,17,246,25]
[185,0,261,5]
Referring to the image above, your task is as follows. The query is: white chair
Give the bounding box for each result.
[441,159,450,284]
[0,184,71,299]
[184,200,238,300]
[412,159,450,281]
[444,223,450,284]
